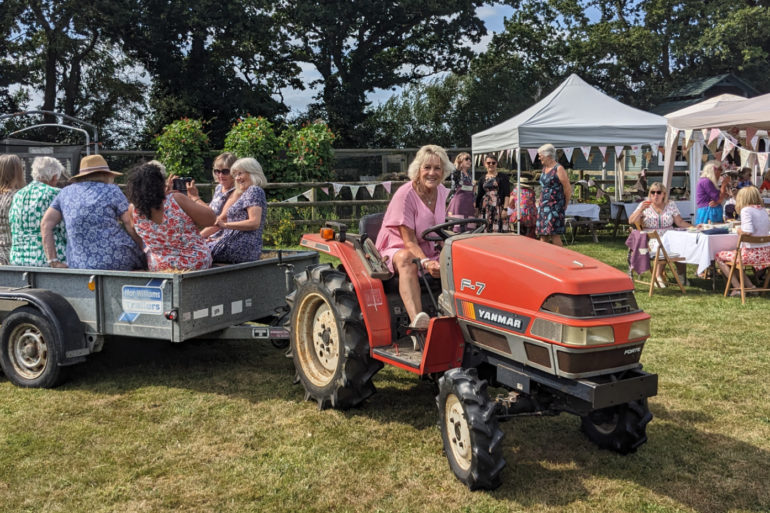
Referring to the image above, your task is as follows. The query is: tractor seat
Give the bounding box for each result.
[358,212,442,293]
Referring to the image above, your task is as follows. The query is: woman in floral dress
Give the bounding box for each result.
[208,158,268,263]
[0,154,26,264]
[508,174,538,238]
[474,154,510,232]
[535,144,571,246]
[128,163,216,271]
[10,156,67,266]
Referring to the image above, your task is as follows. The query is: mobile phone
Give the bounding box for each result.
[172,177,192,195]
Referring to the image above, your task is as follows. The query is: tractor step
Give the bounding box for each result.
[372,338,423,369]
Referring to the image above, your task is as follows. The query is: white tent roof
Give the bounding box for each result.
[663,93,745,118]
[471,74,668,153]
[666,92,770,130]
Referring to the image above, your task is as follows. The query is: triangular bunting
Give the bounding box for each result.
[683,129,694,146]
[708,129,720,145]
[366,184,377,196]
[302,189,313,201]
[332,183,344,196]
[321,187,329,195]
[598,146,608,159]
[527,148,538,162]
[614,146,624,160]
[285,195,298,203]
[746,127,758,150]
[562,147,574,163]
[723,139,735,158]
[382,181,392,193]
[580,146,591,160]
[349,185,360,198]
[757,153,769,174]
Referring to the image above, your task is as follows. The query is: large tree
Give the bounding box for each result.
[284,0,487,147]
[111,0,302,147]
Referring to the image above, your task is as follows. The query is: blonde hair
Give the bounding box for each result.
[700,160,722,187]
[453,152,470,168]
[0,154,25,192]
[648,182,667,200]
[407,145,453,181]
[735,185,762,214]
[213,152,237,175]
[232,157,267,188]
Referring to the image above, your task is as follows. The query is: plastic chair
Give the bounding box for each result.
[633,222,686,296]
[722,234,770,304]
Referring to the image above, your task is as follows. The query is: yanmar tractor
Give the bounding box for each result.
[288,216,657,490]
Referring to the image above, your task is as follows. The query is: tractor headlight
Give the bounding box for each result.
[562,325,615,346]
[628,318,651,340]
[531,319,614,346]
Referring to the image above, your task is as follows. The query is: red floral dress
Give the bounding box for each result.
[133,194,212,271]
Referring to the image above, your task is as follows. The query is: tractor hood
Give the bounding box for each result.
[444,234,634,312]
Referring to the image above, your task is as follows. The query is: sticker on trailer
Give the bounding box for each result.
[193,308,208,319]
[232,300,243,314]
[212,304,223,317]
[121,285,163,315]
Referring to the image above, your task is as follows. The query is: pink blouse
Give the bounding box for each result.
[375,182,448,272]
[636,201,682,232]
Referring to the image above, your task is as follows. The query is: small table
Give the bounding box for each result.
[565,203,602,243]
[660,230,739,288]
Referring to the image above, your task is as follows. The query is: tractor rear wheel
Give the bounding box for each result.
[580,399,652,454]
[437,368,505,490]
[288,264,382,410]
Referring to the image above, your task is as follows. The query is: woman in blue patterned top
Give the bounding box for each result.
[41,154,145,270]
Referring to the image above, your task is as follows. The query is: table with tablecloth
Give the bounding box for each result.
[659,230,739,275]
[611,200,695,221]
[566,203,601,221]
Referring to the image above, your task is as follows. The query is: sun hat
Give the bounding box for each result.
[71,154,122,181]
[517,173,536,189]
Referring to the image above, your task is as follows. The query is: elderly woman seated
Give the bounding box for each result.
[127,163,216,271]
[206,157,268,263]
[41,155,145,270]
[9,156,67,266]
[628,182,693,287]
[375,144,451,331]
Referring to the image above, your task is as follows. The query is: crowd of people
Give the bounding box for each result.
[0,152,268,273]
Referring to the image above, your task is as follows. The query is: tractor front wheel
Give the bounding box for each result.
[580,399,652,454]
[288,264,382,410]
[437,368,505,490]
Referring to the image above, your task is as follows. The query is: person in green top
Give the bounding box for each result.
[10,156,68,266]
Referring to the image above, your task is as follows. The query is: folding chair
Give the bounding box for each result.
[722,234,770,304]
[633,222,686,296]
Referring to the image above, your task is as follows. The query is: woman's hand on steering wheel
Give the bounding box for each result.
[421,218,486,242]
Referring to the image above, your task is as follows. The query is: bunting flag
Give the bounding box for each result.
[580,146,591,160]
[701,129,709,141]
[366,184,377,196]
[683,129,694,147]
[382,181,392,193]
[750,134,759,151]
[630,155,637,166]
[702,153,709,163]
[708,129,720,144]
[706,137,720,155]
[562,147,574,163]
[649,141,660,158]
[527,148,538,162]
[285,195,299,203]
[757,153,769,174]
[320,187,329,195]
[614,146,624,160]
[598,146,608,160]
[302,189,313,201]
[332,183,344,196]
[723,139,735,158]
[349,185,360,198]
[645,151,652,165]
[745,127,757,149]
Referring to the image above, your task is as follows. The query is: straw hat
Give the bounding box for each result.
[71,155,122,181]
[517,173,537,189]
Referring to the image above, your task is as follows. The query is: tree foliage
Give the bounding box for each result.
[284,0,487,146]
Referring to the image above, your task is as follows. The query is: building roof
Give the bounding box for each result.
[652,74,760,115]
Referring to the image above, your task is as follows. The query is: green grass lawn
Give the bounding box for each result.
[1,239,769,512]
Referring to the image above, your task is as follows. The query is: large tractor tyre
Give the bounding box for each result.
[288,264,383,410]
[0,306,66,388]
[580,399,652,454]
[437,368,506,490]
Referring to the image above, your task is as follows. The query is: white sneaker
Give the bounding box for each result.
[409,312,430,330]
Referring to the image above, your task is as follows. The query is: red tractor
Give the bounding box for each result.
[288,216,657,490]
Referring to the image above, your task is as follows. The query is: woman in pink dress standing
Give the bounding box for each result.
[375,145,451,330]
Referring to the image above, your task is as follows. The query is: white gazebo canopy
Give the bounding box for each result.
[471,74,668,153]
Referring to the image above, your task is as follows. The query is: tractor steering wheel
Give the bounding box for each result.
[421,218,487,242]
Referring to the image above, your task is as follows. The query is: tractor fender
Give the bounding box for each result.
[0,288,87,366]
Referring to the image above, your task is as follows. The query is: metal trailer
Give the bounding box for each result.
[0,250,318,388]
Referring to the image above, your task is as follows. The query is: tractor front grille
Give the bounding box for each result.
[590,291,639,316]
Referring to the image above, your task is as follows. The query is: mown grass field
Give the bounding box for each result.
[1,239,769,513]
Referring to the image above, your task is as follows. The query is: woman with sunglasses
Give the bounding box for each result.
[474,154,510,232]
[628,182,693,287]
[187,152,238,239]
[447,152,475,222]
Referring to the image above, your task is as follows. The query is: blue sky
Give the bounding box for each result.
[278,3,515,114]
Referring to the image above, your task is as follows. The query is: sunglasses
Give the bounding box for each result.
[213,168,230,175]
[464,157,471,161]
[650,190,664,195]
[485,161,497,166]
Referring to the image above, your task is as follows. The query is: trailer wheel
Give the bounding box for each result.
[580,399,652,454]
[437,368,505,490]
[0,306,65,388]
[288,264,382,410]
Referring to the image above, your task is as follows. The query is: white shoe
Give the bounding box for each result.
[655,276,667,288]
[409,312,430,330]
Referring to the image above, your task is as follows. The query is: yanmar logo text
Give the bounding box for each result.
[457,300,529,333]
